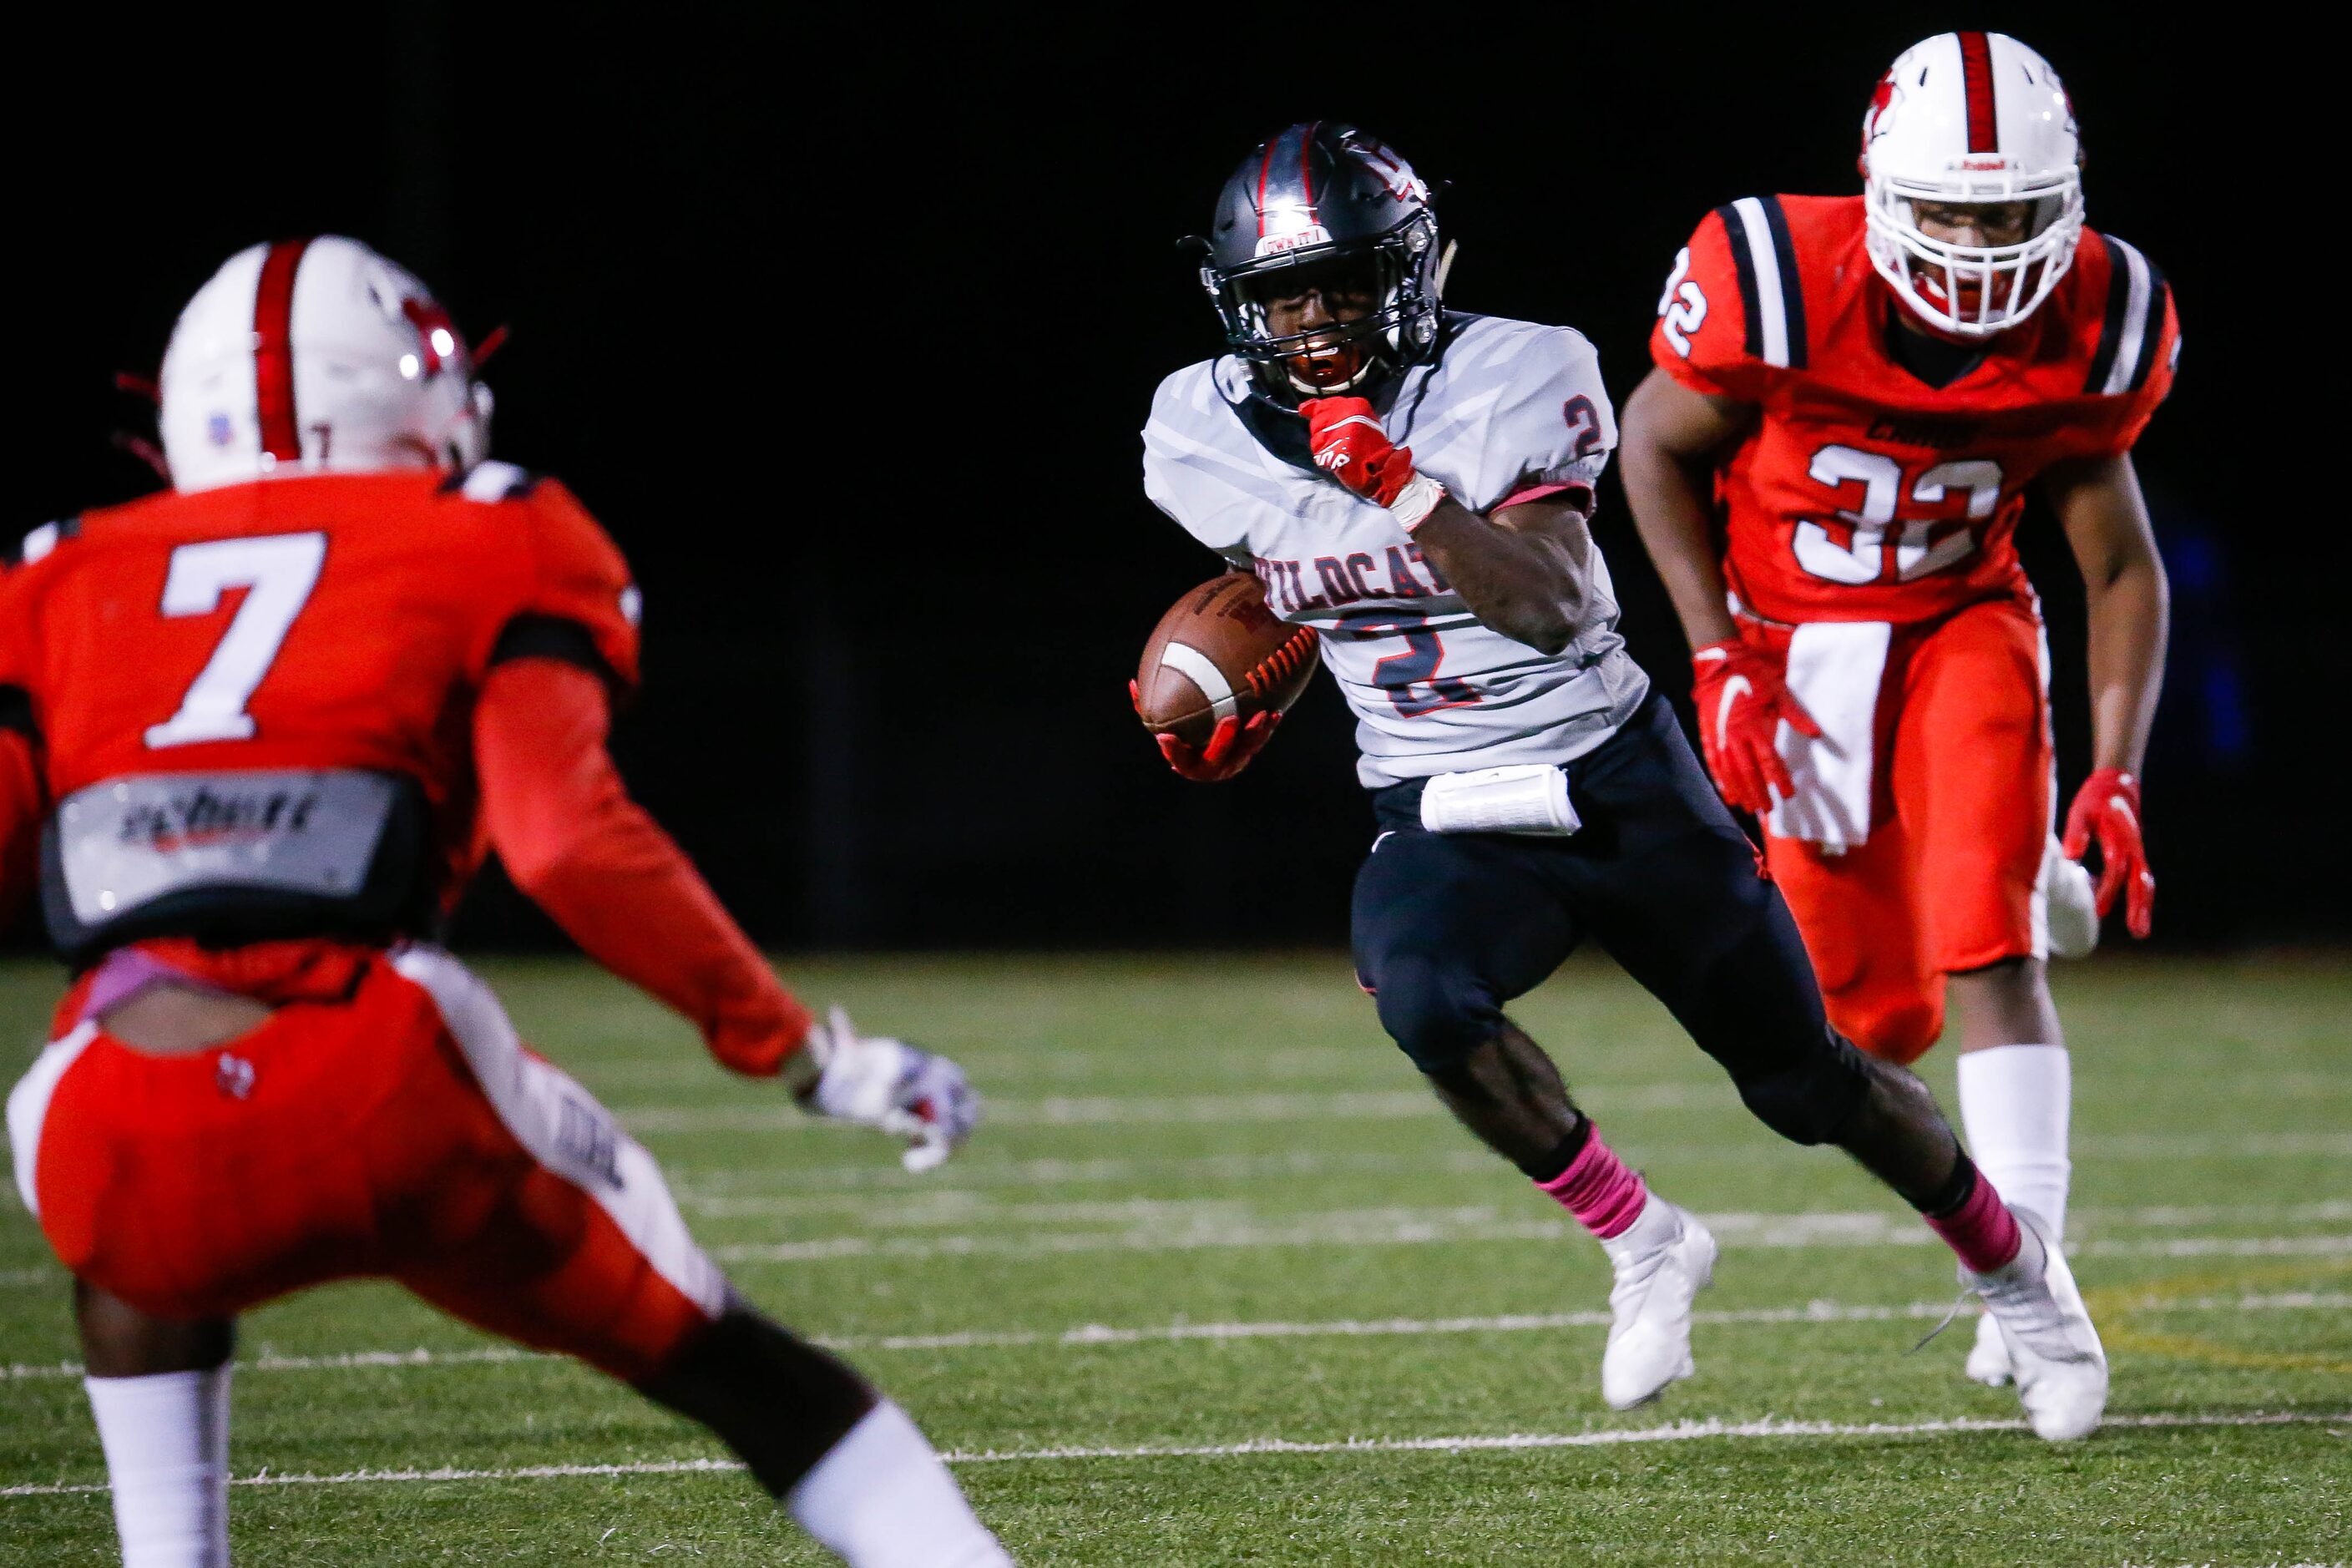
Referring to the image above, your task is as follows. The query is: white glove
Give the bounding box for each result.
[2041,833,2102,961]
[796,1007,980,1172]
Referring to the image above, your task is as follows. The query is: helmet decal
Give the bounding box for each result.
[1864,73,1902,154]
[399,296,463,379]
[1343,130,1429,205]
[251,239,312,463]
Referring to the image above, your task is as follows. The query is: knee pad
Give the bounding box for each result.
[1734,1030,1874,1146]
[1367,955,1501,1075]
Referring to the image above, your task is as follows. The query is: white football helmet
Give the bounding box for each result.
[1861,32,2084,339]
[159,236,493,493]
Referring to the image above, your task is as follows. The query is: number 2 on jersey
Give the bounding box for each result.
[1793,445,2001,585]
[144,533,327,749]
[1369,619,1480,718]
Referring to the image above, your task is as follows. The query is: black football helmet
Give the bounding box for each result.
[1194,122,1445,408]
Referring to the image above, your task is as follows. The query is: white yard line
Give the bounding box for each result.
[709,1206,2352,1265]
[2084,1235,2352,1259]
[619,1085,1721,1134]
[664,1132,2352,1194]
[940,1409,2352,1464]
[9,1291,2342,1383]
[5,1410,2344,1498]
[675,1186,2352,1231]
[4,1346,544,1383]
[818,1290,2350,1354]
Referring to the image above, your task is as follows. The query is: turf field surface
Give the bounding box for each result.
[1,951,2346,1565]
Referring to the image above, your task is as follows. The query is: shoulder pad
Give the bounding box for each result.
[443,461,543,503]
[1712,196,1808,371]
[4,518,80,569]
[2082,235,2169,397]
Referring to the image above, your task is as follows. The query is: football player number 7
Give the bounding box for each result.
[144,533,328,749]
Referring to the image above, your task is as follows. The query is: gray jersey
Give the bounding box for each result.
[1142,313,1650,787]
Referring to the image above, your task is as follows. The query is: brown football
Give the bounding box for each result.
[1136,574,1320,749]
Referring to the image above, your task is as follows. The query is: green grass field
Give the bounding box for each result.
[1,951,2345,1565]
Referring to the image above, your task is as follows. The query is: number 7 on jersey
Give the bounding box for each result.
[144,533,327,749]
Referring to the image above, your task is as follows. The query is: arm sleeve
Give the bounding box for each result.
[474,656,811,1076]
[1647,208,1778,403]
[0,728,41,929]
[0,570,42,924]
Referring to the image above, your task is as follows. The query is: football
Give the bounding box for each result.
[1135,574,1320,749]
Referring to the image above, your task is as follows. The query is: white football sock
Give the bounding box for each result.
[789,1401,1010,1568]
[84,1368,231,1567]
[1957,1043,2072,1243]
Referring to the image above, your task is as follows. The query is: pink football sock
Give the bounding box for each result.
[1925,1167,2023,1275]
[1535,1128,1648,1240]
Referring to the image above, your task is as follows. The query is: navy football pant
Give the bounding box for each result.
[1350,694,1873,1146]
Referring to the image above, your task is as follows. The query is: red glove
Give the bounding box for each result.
[1688,637,1822,817]
[1300,397,1446,528]
[2061,767,2154,938]
[1130,679,1280,782]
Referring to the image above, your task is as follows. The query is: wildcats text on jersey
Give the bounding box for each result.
[1144,312,1648,785]
[1250,542,1451,612]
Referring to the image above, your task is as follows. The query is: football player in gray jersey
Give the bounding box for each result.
[1136,123,2107,1438]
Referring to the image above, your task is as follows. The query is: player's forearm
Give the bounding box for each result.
[475,658,813,1075]
[1620,442,1738,650]
[2052,454,2170,776]
[0,729,43,928]
[1413,500,1586,655]
[2082,553,2168,775]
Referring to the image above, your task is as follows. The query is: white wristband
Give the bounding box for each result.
[1388,473,1447,534]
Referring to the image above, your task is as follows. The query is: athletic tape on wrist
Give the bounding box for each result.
[1389,473,1447,534]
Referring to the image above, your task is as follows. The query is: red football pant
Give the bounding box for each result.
[1758,598,2054,1065]
[9,944,726,1384]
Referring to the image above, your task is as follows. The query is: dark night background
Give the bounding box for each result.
[8,8,2335,953]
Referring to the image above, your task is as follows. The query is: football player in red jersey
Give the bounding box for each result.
[1621,33,2172,1388]
[0,237,1008,1568]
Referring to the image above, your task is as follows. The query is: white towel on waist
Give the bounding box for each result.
[1765,620,1892,852]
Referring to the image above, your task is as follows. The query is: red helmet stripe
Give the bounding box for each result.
[251,238,311,463]
[1957,31,1998,153]
[1255,134,1278,239]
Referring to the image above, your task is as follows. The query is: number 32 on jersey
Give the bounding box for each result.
[1793,445,2001,586]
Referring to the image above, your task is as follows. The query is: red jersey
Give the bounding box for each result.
[0,463,806,1074]
[1649,195,2178,625]
[0,463,637,920]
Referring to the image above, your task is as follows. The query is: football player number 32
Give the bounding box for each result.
[1794,446,2000,585]
[144,533,327,749]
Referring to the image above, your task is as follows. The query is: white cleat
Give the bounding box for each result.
[2043,834,2102,960]
[1966,1207,2107,1440]
[1964,1309,2014,1387]
[1598,1197,1717,1410]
